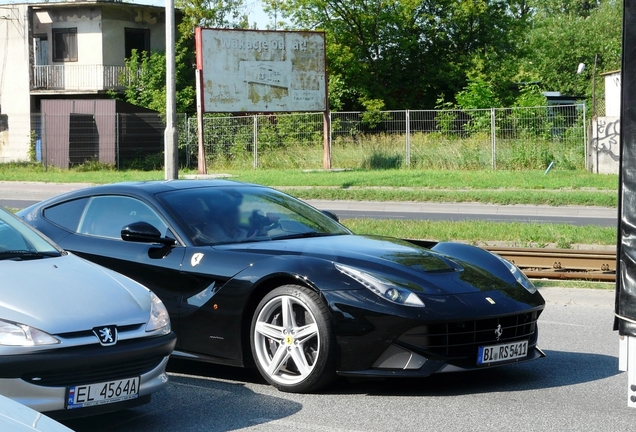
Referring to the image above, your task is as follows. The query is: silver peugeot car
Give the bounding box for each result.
[0,207,175,417]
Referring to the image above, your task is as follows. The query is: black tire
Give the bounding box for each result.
[250,284,337,393]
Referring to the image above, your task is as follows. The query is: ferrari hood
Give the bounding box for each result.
[222,234,454,270]
[0,253,151,334]
[220,235,518,295]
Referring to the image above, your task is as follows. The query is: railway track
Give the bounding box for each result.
[484,246,617,282]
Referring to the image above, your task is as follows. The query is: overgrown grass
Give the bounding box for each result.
[217,168,619,207]
[532,280,614,290]
[281,188,617,207]
[232,168,617,189]
[1,162,616,188]
[341,219,617,248]
[0,162,166,183]
[327,132,585,171]
[197,123,585,170]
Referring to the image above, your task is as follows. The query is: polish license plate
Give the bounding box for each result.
[477,340,528,364]
[66,377,140,409]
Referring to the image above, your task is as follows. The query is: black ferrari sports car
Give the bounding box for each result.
[19,180,545,393]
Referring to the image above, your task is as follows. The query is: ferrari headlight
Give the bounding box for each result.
[0,320,60,346]
[335,263,425,307]
[495,254,537,294]
[145,292,171,334]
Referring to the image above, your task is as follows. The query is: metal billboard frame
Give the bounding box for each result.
[194,28,330,172]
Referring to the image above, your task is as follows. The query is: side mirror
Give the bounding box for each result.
[121,221,176,246]
[321,210,340,222]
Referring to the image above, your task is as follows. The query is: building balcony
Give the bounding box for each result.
[31,65,129,92]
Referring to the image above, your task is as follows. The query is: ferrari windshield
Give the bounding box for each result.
[158,186,351,246]
[0,208,61,258]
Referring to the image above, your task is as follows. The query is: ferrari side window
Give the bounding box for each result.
[43,197,90,232]
[78,196,169,240]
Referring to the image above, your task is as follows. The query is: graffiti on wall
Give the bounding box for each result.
[593,117,620,162]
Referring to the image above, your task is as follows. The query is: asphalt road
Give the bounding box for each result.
[309,200,618,227]
[0,182,618,226]
[59,287,632,432]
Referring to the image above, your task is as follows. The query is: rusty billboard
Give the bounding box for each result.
[195,28,327,113]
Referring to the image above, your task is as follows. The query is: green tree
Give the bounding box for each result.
[268,0,529,110]
[531,0,603,17]
[177,0,247,30]
[455,78,500,109]
[513,84,548,107]
[123,48,196,114]
[117,1,249,115]
[518,0,621,102]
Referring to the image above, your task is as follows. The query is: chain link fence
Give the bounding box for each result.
[1,105,586,171]
[185,105,587,171]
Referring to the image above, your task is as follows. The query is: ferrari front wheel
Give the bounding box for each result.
[250,284,336,393]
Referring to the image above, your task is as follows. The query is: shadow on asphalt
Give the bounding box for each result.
[61,360,299,432]
[168,349,619,397]
[60,350,618,431]
[327,349,619,396]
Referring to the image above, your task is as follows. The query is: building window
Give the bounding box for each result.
[33,34,48,65]
[52,28,77,62]
[0,114,7,132]
[125,28,150,59]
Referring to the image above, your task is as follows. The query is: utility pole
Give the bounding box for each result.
[164,0,178,180]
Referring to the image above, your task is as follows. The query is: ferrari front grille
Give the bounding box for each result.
[398,311,540,359]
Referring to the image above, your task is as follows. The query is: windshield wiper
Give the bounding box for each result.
[272,232,337,241]
[0,250,61,261]
[211,232,343,245]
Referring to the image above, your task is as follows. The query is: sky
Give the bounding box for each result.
[137,0,272,29]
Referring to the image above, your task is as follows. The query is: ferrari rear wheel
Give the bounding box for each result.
[250,284,336,393]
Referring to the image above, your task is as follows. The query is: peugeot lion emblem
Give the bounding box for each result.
[93,325,118,346]
[494,324,503,341]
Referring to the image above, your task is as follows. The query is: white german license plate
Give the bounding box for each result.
[477,340,528,364]
[66,377,140,409]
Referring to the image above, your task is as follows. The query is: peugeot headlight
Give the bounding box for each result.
[495,254,537,294]
[335,263,425,307]
[145,292,171,334]
[0,320,60,346]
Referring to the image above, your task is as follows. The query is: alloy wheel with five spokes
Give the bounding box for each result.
[250,284,336,393]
